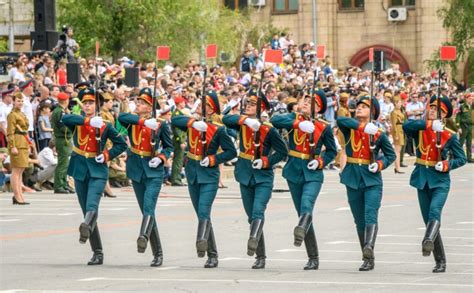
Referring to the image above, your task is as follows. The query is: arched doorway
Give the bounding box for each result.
[349,45,410,73]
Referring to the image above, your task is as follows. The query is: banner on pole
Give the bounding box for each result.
[206,44,218,59]
[264,49,283,64]
[440,46,456,61]
[157,46,170,60]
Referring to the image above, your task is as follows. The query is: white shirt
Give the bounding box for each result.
[405,101,424,120]
[21,93,34,131]
[38,147,57,168]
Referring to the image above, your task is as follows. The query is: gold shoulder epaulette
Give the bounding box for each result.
[316,118,330,125]
[445,127,456,135]
[263,121,273,128]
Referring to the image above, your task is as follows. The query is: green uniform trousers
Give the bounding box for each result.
[54,138,71,191]
[240,177,272,222]
[170,142,185,184]
[288,181,322,216]
[417,184,449,224]
[188,182,218,220]
[132,175,163,217]
[75,174,106,215]
[346,185,383,233]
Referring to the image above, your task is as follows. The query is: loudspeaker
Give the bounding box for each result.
[374,51,384,72]
[31,30,58,51]
[66,63,81,84]
[124,67,139,87]
[34,0,56,31]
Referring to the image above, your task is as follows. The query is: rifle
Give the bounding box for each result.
[94,41,101,155]
[436,69,442,161]
[253,69,265,161]
[201,65,208,156]
[309,66,318,160]
[369,64,376,164]
[151,51,161,157]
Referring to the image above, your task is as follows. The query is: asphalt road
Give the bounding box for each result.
[1,163,473,292]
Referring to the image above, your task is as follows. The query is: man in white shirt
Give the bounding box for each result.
[0,88,14,147]
[405,94,424,120]
[19,80,35,134]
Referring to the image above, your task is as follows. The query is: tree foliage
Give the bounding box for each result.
[57,0,284,65]
[426,0,473,84]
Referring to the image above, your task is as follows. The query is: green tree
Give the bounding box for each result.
[426,0,473,84]
[57,0,277,65]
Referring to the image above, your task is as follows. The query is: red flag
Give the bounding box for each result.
[157,46,170,60]
[264,49,283,64]
[440,46,456,61]
[95,41,100,57]
[369,48,374,62]
[206,44,218,59]
[316,45,325,59]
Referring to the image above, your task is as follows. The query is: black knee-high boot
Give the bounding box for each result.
[87,226,103,265]
[204,227,218,268]
[422,220,440,256]
[304,225,319,270]
[294,213,312,247]
[252,232,266,269]
[248,219,264,256]
[196,219,211,257]
[80,211,98,244]
[137,215,154,253]
[149,224,163,267]
[432,233,446,273]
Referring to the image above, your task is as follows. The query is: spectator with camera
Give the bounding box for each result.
[53,26,79,63]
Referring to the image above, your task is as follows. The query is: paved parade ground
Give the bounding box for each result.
[1,163,473,292]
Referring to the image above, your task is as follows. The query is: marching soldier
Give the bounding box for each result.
[51,92,74,194]
[336,95,396,271]
[118,88,173,267]
[457,92,473,163]
[270,90,337,270]
[223,94,288,269]
[62,88,127,265]
[403,95,467,273]
[171,90,236,268]
[170,96,188,186]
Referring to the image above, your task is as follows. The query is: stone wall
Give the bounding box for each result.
[0,0,34,51]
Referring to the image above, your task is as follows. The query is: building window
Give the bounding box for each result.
[272,0,298,14]
[224,0,248,10]
[339,0,364,10]
[390,0,415,6]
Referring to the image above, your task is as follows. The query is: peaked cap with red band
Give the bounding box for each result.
[356,95,380,120]
[429,95,453,118]
[139,88,153,106]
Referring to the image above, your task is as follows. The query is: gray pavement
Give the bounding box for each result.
[1,163,473,292]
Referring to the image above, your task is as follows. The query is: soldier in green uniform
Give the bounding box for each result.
[51,92,74,194]
[223,94,288,270]
[336,96,396,271]
[457,93,473,162]
[171,90,236,268]
[118,88,173,267]
[170,96,188,186]
[403,95,467,273]
[62,88,127,265]
[270,90,337,270]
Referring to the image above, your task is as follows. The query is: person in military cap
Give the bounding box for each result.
[457,92,473,162]
[51,92,74,194]
[7,92,32,205]
[62,87,127,265]
[171,90,236,269]
[223,92,288,269]
[170,95,188,186]
[118,88,173,267]
[336,95,396,271]
[270,90,336,270]
[403,95,467,273]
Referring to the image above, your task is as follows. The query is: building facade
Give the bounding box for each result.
[232,0,461,76]
[0,0,34,52]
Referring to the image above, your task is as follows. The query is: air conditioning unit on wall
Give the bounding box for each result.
[249,0,266,6]
[388,7,407,22]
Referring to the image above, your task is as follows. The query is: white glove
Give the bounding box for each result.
[432,120,444,132]
[244,118,261,131]
[364,122,378,135]
[200,157,210,167]
[368,162,379,173]
[144,118,159,130]
[192,121,208,132]
[95,154,105,164]
[307,159,319,170]
[190,99,201,114]
[299,120,315,134]
[148,157,162,168]
[227,98,240,109]
[252,159,263,169]
[90,116,104,128]
[435,161,444,172]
